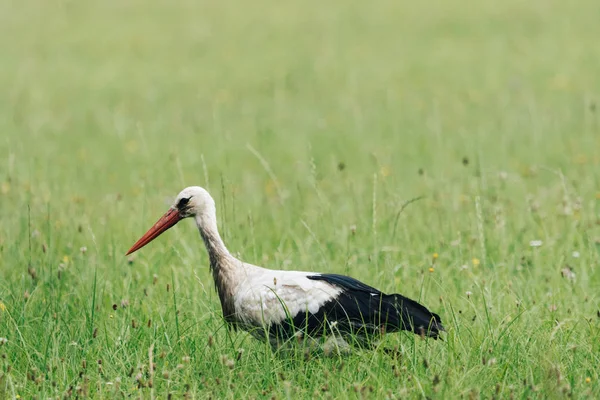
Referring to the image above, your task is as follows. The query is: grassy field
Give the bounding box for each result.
[1,0,600,398]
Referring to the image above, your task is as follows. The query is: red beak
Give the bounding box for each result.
[126,208,183,255]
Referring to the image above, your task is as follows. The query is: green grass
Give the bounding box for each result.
[1,0,600,398]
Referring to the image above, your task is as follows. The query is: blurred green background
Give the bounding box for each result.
[1,0,599,398]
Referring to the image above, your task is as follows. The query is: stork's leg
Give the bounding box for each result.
[322,336,351,357]
[269,332,322,358]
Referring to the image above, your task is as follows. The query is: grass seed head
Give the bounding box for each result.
[561,267,576,281]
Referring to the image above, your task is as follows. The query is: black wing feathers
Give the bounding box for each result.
[307,273,382,293]
[306,273,444,339]
[267,273,444,342]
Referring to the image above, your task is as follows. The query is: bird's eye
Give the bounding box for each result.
[177,196,192,208]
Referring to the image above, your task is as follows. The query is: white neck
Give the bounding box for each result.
[194,210,241,324]
[194,212,231,268]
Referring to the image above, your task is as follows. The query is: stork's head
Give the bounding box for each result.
[126,186,215,255]
[173,186,215,218]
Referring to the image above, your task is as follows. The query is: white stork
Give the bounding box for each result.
[126,186,444,350]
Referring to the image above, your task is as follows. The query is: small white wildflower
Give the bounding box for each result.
[465,291,473,299]
[572,251,580,258]
[80,246,87,254]
[0,337,8,345]
[460,264,469,271]
[529,240,543,247]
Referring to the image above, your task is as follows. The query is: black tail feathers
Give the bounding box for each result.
[384,293,444,339]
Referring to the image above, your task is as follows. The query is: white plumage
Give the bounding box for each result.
[127,186,444,349]
[235,268,343,327]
